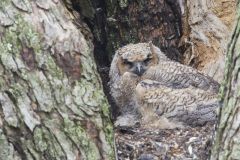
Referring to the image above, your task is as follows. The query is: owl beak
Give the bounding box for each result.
[134,63,145,76]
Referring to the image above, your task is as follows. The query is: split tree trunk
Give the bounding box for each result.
[184,0,236,82]
[75,0,236,82]
[0,0,238,159]
[0,0,114,160]
[211,5,240,159]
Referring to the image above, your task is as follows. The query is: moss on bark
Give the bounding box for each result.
[0,1,114,159]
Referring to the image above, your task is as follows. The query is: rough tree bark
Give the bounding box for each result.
[184,0,236,82]
[75,0,236,83]
[0,0,238,159]
[211,5,240,160]
[69,1,237,159]
[73,0,186,118]
[0,0,114,160]
[104,0,183,60]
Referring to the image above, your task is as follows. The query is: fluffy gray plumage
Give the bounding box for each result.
[109,42,219,128]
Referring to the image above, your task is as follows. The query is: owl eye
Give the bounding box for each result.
[123,59,133,66]
[143,57,152,64]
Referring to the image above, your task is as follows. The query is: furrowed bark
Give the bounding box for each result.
[184,0,236,82]
[0,0,114,160]
[74,0,236,82]
[211,5,240,159]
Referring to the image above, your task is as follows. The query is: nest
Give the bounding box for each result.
[115,123,215,160]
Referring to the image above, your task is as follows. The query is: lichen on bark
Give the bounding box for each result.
[0,0,114,159]
[211,4,240,159]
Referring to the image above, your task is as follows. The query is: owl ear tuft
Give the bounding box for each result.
[148,41,153,47]
[149,41,157,55]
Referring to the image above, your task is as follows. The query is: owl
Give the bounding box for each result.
[109,42,219,128]
[136,79,218,128]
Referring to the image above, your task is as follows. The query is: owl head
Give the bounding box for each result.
[110,42,168,79]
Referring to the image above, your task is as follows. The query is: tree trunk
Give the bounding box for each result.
[184,0,236,82]
[0,0,114,160]
[104,0,183,60]
[0,0,238,159]
[74,0,236,83]
[70,0,237,159]
[211,5,240,160]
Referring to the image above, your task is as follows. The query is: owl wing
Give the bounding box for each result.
[142,61,220,93]
[110,72,140,115]
[136,79,218,127]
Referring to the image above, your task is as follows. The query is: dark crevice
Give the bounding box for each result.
[69,0,118,119]
[69,0,184,120]
[3,124,30,160]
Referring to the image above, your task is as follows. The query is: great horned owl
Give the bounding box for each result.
[136,79,218,128]
[109,42,219,128]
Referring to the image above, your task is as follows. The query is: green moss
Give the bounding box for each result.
[100,99,110,118]
[34,127,66,159]
[0,77,5,90]
[78,0,95,19]
[71,64,114,158]
[0,16,37,70]
[43,55,64,80]
[0,130,11,160]
[211,4,240,159]
[0,0,11,9]
[71,75,114,158]
[0,15,63,78]
[8,82,27,98]
[16,17,40,51]
[105,0,117,15]
[99,98,114,159]
[231,144,240,159]
[119,0,128,9]
[103,122,114,158]
[33,127,48,152]
[63,118,101,160]
[2,16,41,55]
[0,6,115,159]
